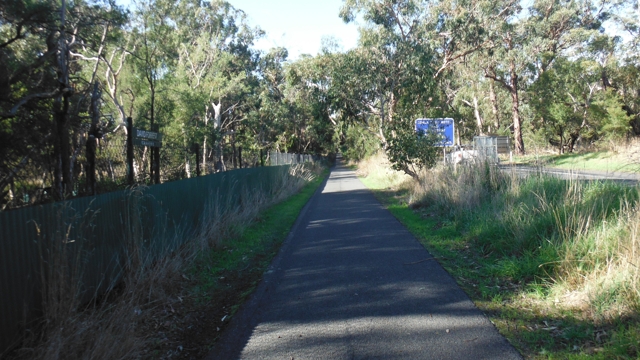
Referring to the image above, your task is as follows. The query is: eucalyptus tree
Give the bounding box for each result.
[170,0,260,172]
[529,57,600,152]
[332,1,449,176]
[608,2,640,135]
[252,47,296,153]
[339,0,436,143]
[477,0,609,154]
[0,0,126,201]
[477,3,532,155]
[128,0,180,182]
[285,47,342,154]
[1,1,60,202]
[612,61,640,134]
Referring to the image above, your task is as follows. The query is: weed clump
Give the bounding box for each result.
[410,162,640,313]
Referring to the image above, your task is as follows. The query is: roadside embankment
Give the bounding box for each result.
[357,153,640,359]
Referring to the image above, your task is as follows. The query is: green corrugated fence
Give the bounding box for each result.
[0,166,291,353]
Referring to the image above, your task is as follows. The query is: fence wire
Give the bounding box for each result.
[1,132,322,211]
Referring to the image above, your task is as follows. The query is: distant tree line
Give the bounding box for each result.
[0,0,335,204]
[316,0,639,169]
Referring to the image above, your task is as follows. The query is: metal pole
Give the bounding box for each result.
[195,144,201,177]
[152,124,160,184]
[127,117,134,185]
[443,147,446,166]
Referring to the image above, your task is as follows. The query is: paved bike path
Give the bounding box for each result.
[207,161,521,359]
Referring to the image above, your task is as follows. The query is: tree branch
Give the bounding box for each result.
[484,68,512,92]
[0,23,25,49]
[1,90,62,118]
[434,40,491,78]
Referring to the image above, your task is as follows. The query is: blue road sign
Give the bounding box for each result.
[414,118,455,147]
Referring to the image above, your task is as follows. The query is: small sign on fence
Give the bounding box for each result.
[133,127,163,147]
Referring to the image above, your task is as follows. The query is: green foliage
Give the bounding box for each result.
[3,0,640,206]
[384,123,440,179]
[596,90,633,140]
[340,125,380,162]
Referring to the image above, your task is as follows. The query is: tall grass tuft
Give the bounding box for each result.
[11,163,319,360]
[406,158,640,319]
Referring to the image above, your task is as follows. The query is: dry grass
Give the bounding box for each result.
[549,195,640,322]
[353,151,412,190]
[411,160,640,319]
[521,138,640,174]
[408,161,513,217]
[8,164,319,360]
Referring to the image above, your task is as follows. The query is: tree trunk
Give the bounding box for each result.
[127,117,134,185]
[53,95,72,199]
[216,140,226,172]
[568,132,579,153]
[401,164,419,181]
[489,79,500,132]
[212,101,225,172]
[183,128,191,178]
[473,96,484,135]
[53,0,72,199]
[146,43,160,184]
[86,83,101,195]
[203,108,208,174]
[195,144,201,177]
[509,62,525,155]
[231,127,237,169]
[86,136,97,195]
[149,82,156,183]
[212,101,222,129]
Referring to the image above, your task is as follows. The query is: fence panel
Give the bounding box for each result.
[268,151,325,166]
[2,133,270,212]
[0,165,290,353]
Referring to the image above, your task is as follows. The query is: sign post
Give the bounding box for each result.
[415,118,455,165]
[131,126,163,184]
[133,127,163,148]
[127,117,134,185]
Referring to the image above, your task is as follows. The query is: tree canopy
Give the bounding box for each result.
[1,0,638,202]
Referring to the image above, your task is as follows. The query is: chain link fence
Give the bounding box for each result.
[1,131,324,211]
[268,151,325,166]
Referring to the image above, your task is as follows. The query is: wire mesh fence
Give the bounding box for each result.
[268,151,324,166]
[1,131,324,211]
[2,155,56,209]
[94,136,129,192]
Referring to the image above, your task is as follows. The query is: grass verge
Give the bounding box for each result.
[515,151,640,174]
[358,156,639,359]
[170,170,327,357]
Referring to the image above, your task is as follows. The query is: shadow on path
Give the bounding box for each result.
[207,161,522,359]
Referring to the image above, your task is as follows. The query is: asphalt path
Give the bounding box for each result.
[207,159,522,360]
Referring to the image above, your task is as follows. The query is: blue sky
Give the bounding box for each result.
[115,0,360,60]
[226,0,360,59]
